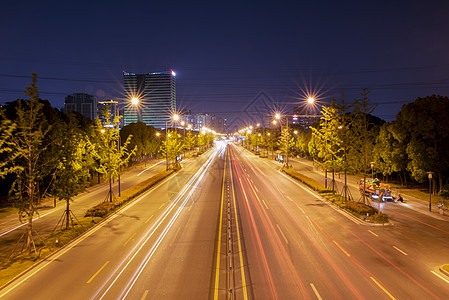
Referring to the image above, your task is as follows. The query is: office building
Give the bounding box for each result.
[64,93,97,120]
[123,70,176,129]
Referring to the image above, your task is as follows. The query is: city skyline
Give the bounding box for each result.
[1,1,449,128]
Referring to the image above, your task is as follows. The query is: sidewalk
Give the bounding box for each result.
[288,156,449,221]
[0,158,165,236]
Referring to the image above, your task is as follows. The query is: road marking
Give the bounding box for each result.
[276,224,289,244]
[141,290,149,300]
[214,149,227,300]
[310,283,323,300]
[431,270,449,284]
[144,215,154,224]
[159,202,167,209]
[230,158,249,300]
[261,199,269,209]
[287,195,293,201]
[87,261,109,283]
[393,246,408,256]
[123,233,136,247]
[368,230,378,237]
[170,227,181,247]
[370,277,397,300]
[333,240,350,257]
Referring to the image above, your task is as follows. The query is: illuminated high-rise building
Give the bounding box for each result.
[123,70,176,128]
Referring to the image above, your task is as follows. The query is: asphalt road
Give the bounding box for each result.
[2,142,449,299]
[0,159,167,261]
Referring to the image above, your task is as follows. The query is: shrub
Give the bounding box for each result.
[344,201,377,215]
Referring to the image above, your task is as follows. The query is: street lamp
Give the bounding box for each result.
[370,161,374,179]
[165,113,180,170]
[132,97,141,122]
[428,171,433,211]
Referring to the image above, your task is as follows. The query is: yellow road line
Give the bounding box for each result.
[333,240,350,257]
[214,148,226,300]
[123,233,136,247]
[141,290,149,300]
[170,227,181,247]
[370,277,397,300]
[159,202,167,209]
[310,283,323,300]
[393,246,408,256]
[86,261,109,283]
[230,153,249,300]
[144,215,154,224]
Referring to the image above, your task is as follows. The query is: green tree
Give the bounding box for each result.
[161,130,184,169]
[310,101,344,190]
[93,108,135,202]
[392,95,449,191]
[0,110,18,178]
[7,73,52,254]
[373,123,407,184]
[185,131,196,151]
[51,115,93,229]
[277,127,295,165]
[347,89,377,203]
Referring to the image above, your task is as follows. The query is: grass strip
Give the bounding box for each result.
[281,167,389,223]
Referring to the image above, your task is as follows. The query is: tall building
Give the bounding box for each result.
[64,93,97,120]
[123,70,176,129]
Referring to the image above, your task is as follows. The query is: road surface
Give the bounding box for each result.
[1,142,449,299]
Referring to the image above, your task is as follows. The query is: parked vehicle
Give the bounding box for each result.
[359,178,395,202]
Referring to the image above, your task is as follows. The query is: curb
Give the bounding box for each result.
[440,266,449,278]
[278,169,392,226]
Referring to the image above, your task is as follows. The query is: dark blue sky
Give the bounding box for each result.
[2,0,449,129]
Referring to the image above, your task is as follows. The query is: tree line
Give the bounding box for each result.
[244,90,449,197]
[0,74,213,253]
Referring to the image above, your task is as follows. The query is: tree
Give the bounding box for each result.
[161,130,184,169]
[120,122,159,163]
[185,131,196,151]
[347,89,377,203]
[51,115,93,229]
[93,107,135,202]
[277,127,295,165]
[392,95,449,191]
[373,123,408,184]
[0,110,18,178]
[7,73,51,254]
[310,101,344,190]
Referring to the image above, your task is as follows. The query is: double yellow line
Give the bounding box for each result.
[213,147,248,299]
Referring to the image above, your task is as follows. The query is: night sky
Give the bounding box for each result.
[2,0,449,130]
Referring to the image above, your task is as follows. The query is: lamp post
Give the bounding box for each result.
[370,161,374,179]
[275,113,290,168]
[181,121,186,159]
[165,120,169,171]
[428,171,433,211]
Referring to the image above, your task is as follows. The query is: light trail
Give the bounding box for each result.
[94,146,220,300]
[136,161,164,176]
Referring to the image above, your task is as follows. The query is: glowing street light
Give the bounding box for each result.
[131,97,139,106]
[308,97,315,104]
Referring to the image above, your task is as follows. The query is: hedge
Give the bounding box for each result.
[85,169,177,217]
